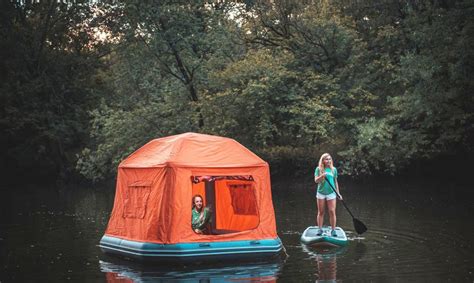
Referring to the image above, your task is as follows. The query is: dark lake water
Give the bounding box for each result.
[1,177,473,282]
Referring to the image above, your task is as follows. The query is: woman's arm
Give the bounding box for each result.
[196,208,211,231]
[314,172,327,183]
[335,179,342,200]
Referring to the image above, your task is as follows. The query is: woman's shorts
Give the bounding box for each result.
[316,192,337,200]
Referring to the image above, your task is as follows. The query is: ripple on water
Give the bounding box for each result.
[346,225,471,279]
[281,230,302,235]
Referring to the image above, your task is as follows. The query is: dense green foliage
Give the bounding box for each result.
[0,1,110,180]
[1,0,473,183]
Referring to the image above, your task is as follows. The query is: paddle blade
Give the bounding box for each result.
[353,218,368,234]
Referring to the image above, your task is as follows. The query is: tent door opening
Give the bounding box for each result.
[192,175,260,235]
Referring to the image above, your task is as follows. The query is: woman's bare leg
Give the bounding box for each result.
[327,198,337,230]
[317,198,327,228]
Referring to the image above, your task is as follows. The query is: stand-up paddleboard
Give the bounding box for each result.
[300,226,348,247]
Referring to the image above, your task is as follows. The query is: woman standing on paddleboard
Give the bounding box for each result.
[314,153,342,237]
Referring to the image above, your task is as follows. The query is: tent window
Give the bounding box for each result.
[123,181,152,219]
[229,184,258,215]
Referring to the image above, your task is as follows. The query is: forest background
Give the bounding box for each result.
[1,0,472,185]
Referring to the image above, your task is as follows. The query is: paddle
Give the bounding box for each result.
[325,178,368,235]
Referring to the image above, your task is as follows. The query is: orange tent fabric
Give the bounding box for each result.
[104,132,278,244]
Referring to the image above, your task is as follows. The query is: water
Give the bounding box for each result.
[1,178,473,282]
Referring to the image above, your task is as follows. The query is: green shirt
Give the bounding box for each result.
[192,207,211,231]
[314,167,338,195]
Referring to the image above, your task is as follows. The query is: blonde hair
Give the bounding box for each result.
[318,153,334,176]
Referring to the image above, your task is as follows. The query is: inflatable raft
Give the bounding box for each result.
[300,226,348,247]
[100,235,283,262]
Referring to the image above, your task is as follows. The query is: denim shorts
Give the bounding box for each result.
[316,192,337,200]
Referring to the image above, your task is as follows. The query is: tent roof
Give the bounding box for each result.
[119,132,267,168]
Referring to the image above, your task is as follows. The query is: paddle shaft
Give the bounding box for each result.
[324,178,356,219]
[322,176,368,234]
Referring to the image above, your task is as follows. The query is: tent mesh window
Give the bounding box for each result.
[123,181,152,219]
[229,184,258,215]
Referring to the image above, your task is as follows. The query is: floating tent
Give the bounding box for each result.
[100,132,283,261]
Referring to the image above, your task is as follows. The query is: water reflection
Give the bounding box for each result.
[99,258,283,282]
[302,245,348,282]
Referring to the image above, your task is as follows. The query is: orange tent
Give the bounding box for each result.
[104,132,278,244]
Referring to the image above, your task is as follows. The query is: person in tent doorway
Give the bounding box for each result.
[192,194,211,234]
[314,153,342,237]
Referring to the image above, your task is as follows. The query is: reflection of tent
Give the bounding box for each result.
[100,132,283,261]
[100,259,281,282]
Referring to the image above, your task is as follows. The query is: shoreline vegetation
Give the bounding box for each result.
[1,1,472,186]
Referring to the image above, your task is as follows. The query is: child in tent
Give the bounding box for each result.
[192,194,211,234]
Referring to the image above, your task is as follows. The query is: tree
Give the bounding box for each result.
[339,0,474,175]
[0,1,108,181]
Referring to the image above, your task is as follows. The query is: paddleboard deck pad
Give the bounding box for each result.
[300,226,348,247]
